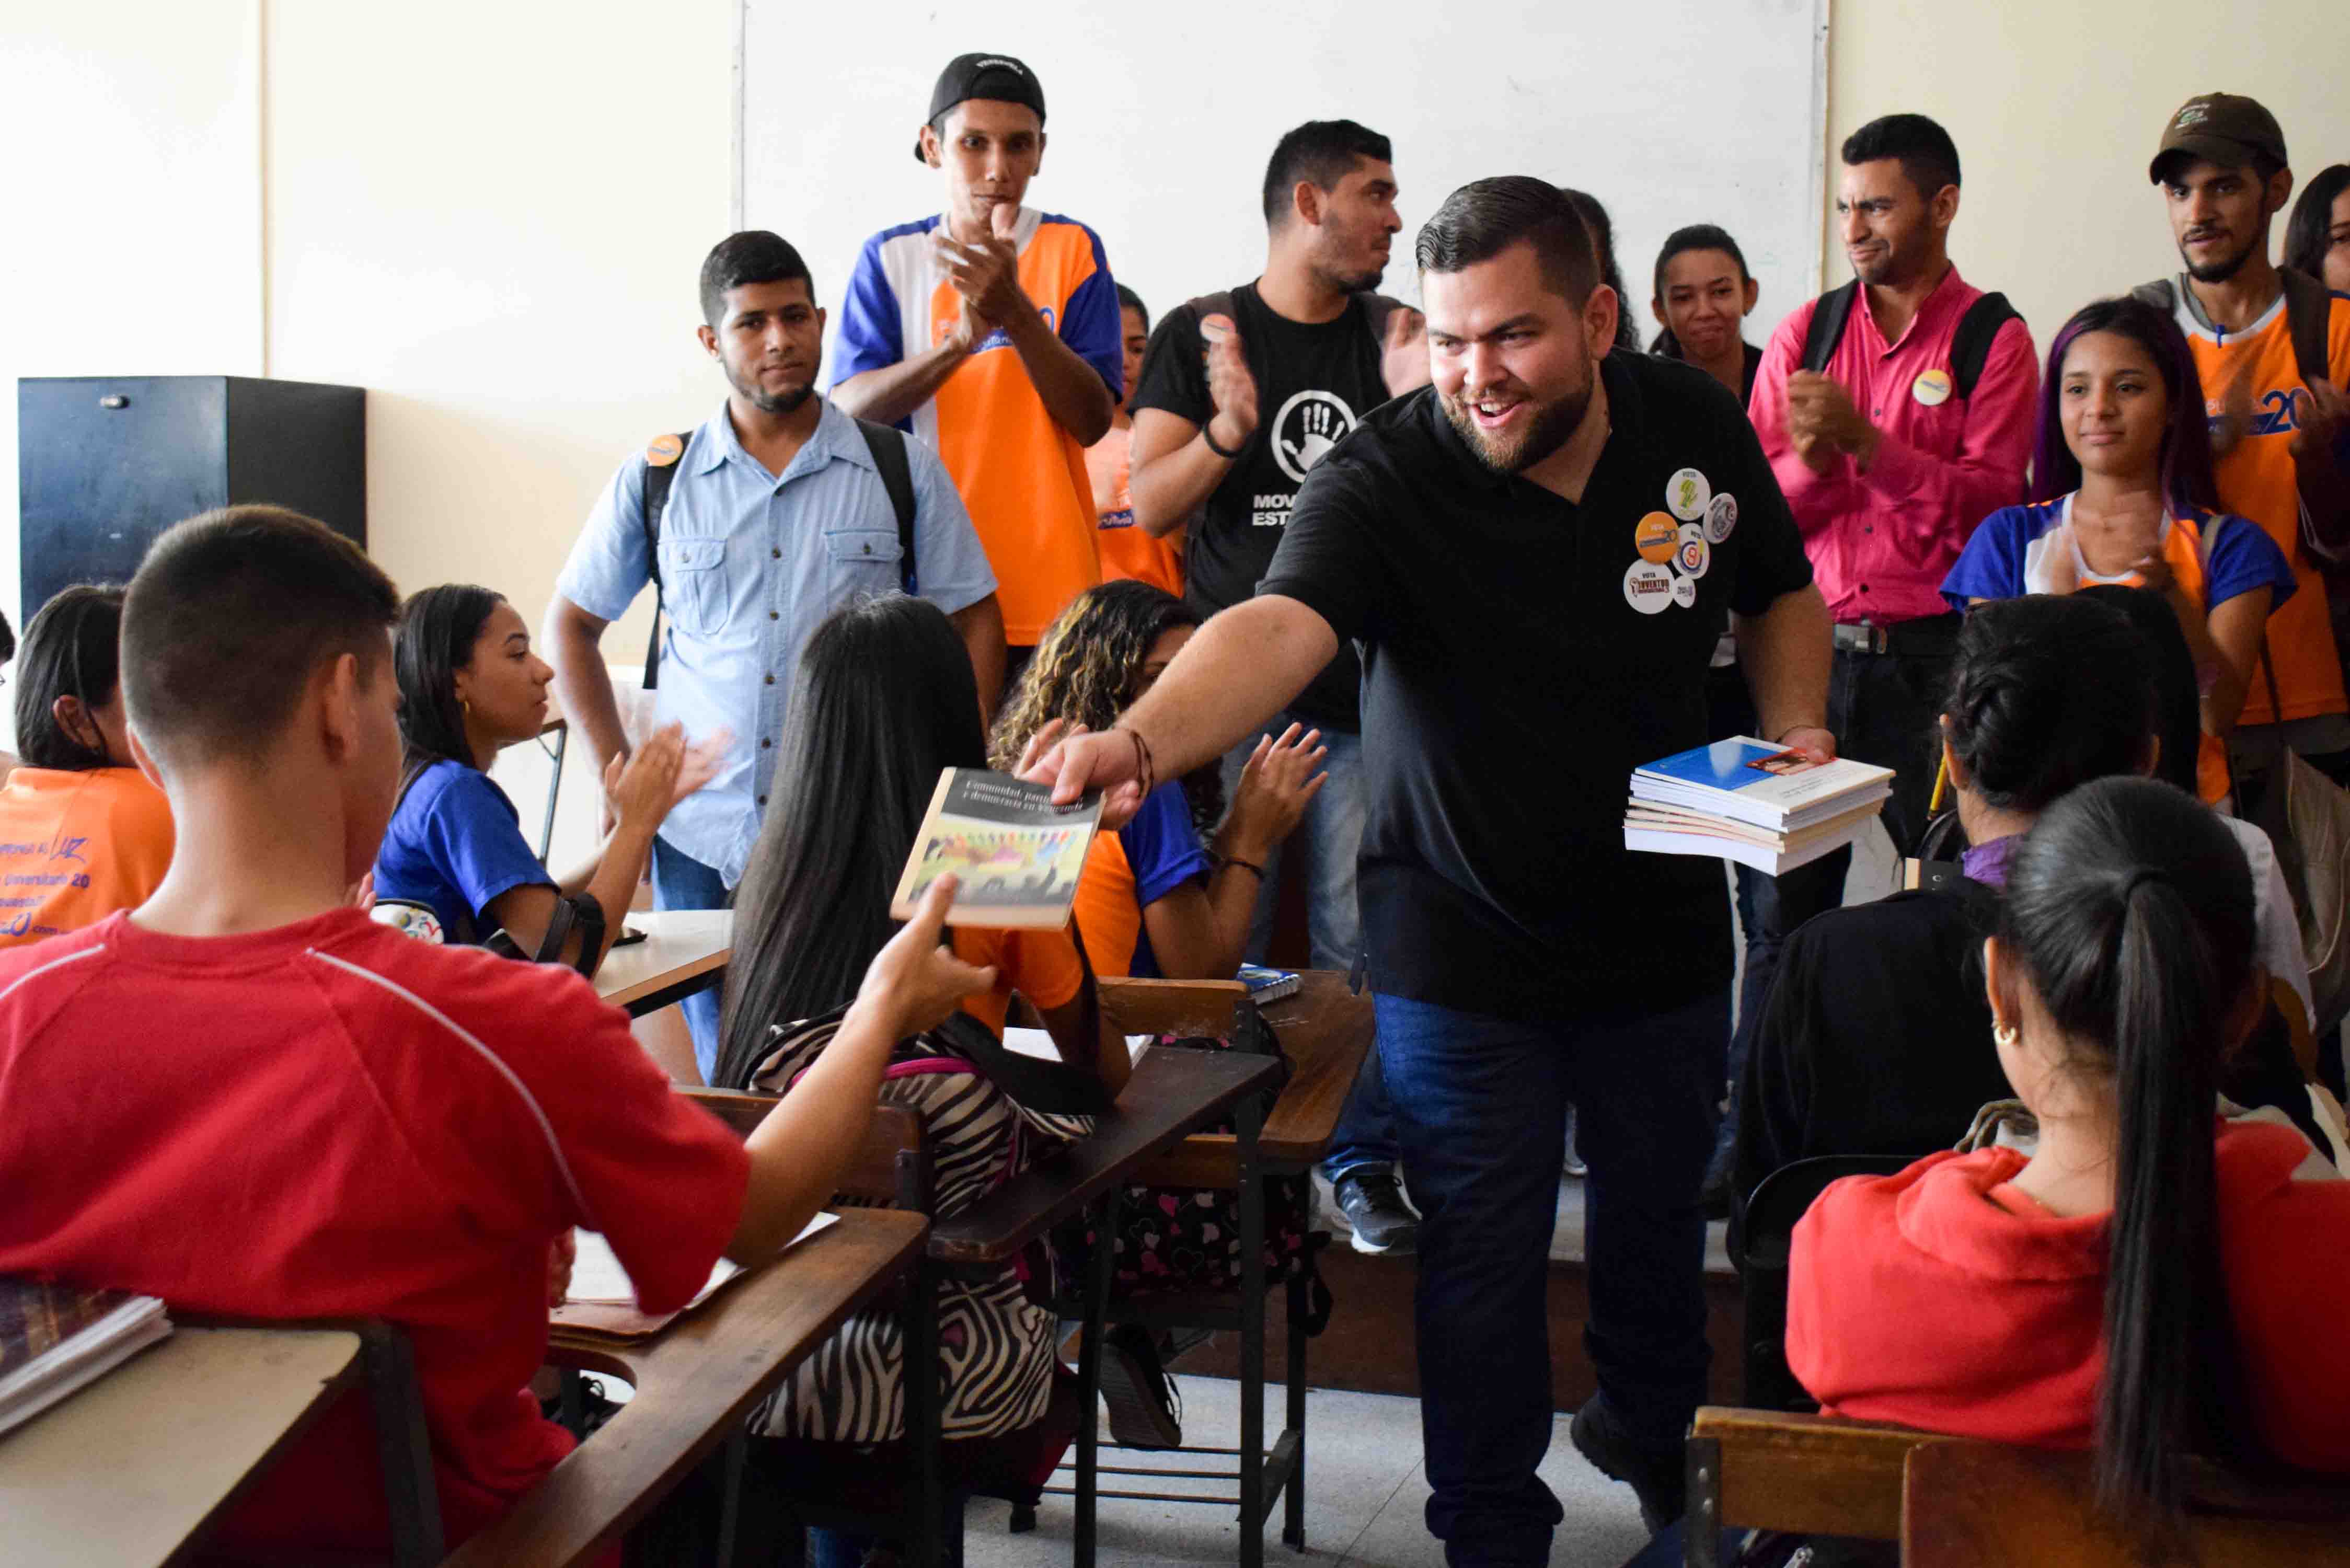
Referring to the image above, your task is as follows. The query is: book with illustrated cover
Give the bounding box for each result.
[1631,736,1893,831]
[0,1276,172,1436]
[890,768,1102,929]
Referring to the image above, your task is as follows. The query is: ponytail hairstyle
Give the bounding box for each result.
[1647,224,1752,358]
[1998,775,2258,1532]
[393,584,505,792]
[1942,595,2157,814]
[15,584,127,772]
[2031,297,2221,520]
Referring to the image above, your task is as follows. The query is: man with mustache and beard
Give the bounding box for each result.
[1023,178,1833,1555]
[1749,113,2037,868]
[545,230,1000,1080]
[2138,93,2350,787]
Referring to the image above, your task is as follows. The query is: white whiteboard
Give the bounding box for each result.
[740,0,1826,372]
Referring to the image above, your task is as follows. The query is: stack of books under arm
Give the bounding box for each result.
[1625,737,1894,875]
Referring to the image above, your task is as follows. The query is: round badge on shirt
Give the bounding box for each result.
[1669,572,1699,609]
[1634,511,1680,564]
[1623,559,1675,615]
[1675,527,1711,581]
[1667,468,1711,522]
[1705,492,1738,545]
[1913,369,1952,407]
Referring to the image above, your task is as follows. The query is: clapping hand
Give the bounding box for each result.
[933,203,1028,329]
[1200,313,1260,454]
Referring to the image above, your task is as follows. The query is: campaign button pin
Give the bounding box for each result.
[1705,492,1738,544]
[1624,559,1675,615]
[1670,572,1699,609]
[1675,527,1711,580]
[1667,467,1711,522]
[1634,511,1679,564]
[1913,368,1952,407]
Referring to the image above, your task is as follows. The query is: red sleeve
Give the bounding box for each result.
[2220,1136,2350,1470]
[1858,318,2040,568]
[1748,301,1857,536]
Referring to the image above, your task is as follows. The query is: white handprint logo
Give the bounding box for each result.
[1271,390,1359,483]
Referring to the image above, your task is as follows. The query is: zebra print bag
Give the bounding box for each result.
[741,1008,1096,1444]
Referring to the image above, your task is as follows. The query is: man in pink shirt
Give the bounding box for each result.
[1750,113,2039,860]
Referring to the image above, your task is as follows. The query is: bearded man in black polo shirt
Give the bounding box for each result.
[1028,178,1831,1559]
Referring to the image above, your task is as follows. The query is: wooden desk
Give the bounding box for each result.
[444,1207,927,1568]
[0,1325,362,1568]
[594,909,731,1018]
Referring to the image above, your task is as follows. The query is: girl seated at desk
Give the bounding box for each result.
[713,596,1124,1546]
[0,585,175,944]
[374,583,713,974]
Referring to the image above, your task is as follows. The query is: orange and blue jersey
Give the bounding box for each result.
[834,208,1123,643]
[2170,285,2350,724]
[1944,493,2296,801]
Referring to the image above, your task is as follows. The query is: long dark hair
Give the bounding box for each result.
[716,596,985,1089]
[394,584,504,792]
[2030,297,2220,519]
[1557,188,1641,352]
[1646,224,1752,359]
[1998,776,2256,1531]
[2283,164,2350,282]
[15,584,126,772]
[1944,595,2159,813]
[990,580,1224,836]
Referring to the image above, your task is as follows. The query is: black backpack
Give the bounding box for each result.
[1798,278,2022,398]
[2129,266,2335,391]
[638,419,919,689]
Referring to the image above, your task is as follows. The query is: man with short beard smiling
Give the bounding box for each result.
[1023,178,1833,1555]
[545,230,1001,1079]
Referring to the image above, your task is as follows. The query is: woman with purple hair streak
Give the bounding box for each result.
[1941,295,2297,805]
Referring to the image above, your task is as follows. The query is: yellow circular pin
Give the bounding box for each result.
[1912,369,1952,407]
[1634,511,1680,564]
[646,433,685,468]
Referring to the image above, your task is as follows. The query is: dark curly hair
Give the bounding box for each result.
[990,580,1224,835]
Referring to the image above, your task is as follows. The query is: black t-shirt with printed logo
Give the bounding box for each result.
[1130,282,1390,731]
[1258,352,1814,1022]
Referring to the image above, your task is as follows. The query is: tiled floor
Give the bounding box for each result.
[960,1376,1651,1568]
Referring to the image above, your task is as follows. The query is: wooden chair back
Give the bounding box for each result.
[1096,977,1251,1040]
[679,1088,930,1210]
[1683,1406,1950,1558]
[1902,1439,2350,1566]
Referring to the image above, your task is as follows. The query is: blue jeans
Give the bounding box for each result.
[1218,718,1393,1181]
[651,835,730,1082]
[1378,988,1727,1567]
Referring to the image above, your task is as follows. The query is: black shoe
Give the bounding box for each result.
[1099,1323,1183,1449]
[1332,1168,1419,1254]
[1563,1106,1588,1179]
[1569,1392,1685,1534]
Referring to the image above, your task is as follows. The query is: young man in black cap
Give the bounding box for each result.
[2141,91,2350,781]
[832,52,1123,683]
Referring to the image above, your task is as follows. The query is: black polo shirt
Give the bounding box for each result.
[1258,350,1814,1022]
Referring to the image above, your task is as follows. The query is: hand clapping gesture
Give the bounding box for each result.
[1199,312,1260,455]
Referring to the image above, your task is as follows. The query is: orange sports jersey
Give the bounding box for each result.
[1085,422,1184,596]
[2174,287,2350,723]
[0,766,175,944]
[836,208,1125,643]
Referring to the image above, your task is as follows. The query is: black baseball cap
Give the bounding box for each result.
[914,53,1046,162]
[2149,93,2288,183]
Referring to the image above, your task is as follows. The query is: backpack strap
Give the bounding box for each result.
[638,433,689,690]
[1949,291,2023,400]
[2280,266,2337,390]
[854,418,919,594]
[1799,280,1860,374]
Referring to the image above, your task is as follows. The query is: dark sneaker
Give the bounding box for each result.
[1099,1323,1183,1449]
[1333,1168,1419,1254]
[1569,1391,1686,1534]
[1563,1106,1588,1178]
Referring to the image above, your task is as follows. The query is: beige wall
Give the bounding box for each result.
[1822,0,2349,352]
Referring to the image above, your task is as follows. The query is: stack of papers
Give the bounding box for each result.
[1625,736,1893,874]
[551,1213,839,1341]
[0,1278,172,1436]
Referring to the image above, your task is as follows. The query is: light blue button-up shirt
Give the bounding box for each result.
[555,397,995,885]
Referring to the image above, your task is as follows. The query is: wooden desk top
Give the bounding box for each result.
[594,909,732,1017]
[444,1207,926,1568]
[0,1325,362,1568]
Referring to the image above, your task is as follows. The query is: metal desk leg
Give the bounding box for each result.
[1284,1237,1308,1550]
[536,723,568,863]
[1075,1183,1123,1568]
[358,1320,446,1568]
[1237,1091,1266,1568]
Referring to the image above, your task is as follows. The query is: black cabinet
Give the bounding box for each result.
[17,375,365,626]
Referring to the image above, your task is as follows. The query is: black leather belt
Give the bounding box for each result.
[1831,614,1961,657]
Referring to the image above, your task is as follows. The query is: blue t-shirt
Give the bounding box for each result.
[1118,783,1214,980]
[1941,494,2296,616]
[374,759,556,941]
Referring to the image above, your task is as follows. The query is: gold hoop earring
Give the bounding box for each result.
[1992,1022,2020,1050]
[460,697,471,719]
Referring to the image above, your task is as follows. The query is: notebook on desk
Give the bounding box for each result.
[0,1277,172,1436]
[551,1213,838,1341]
